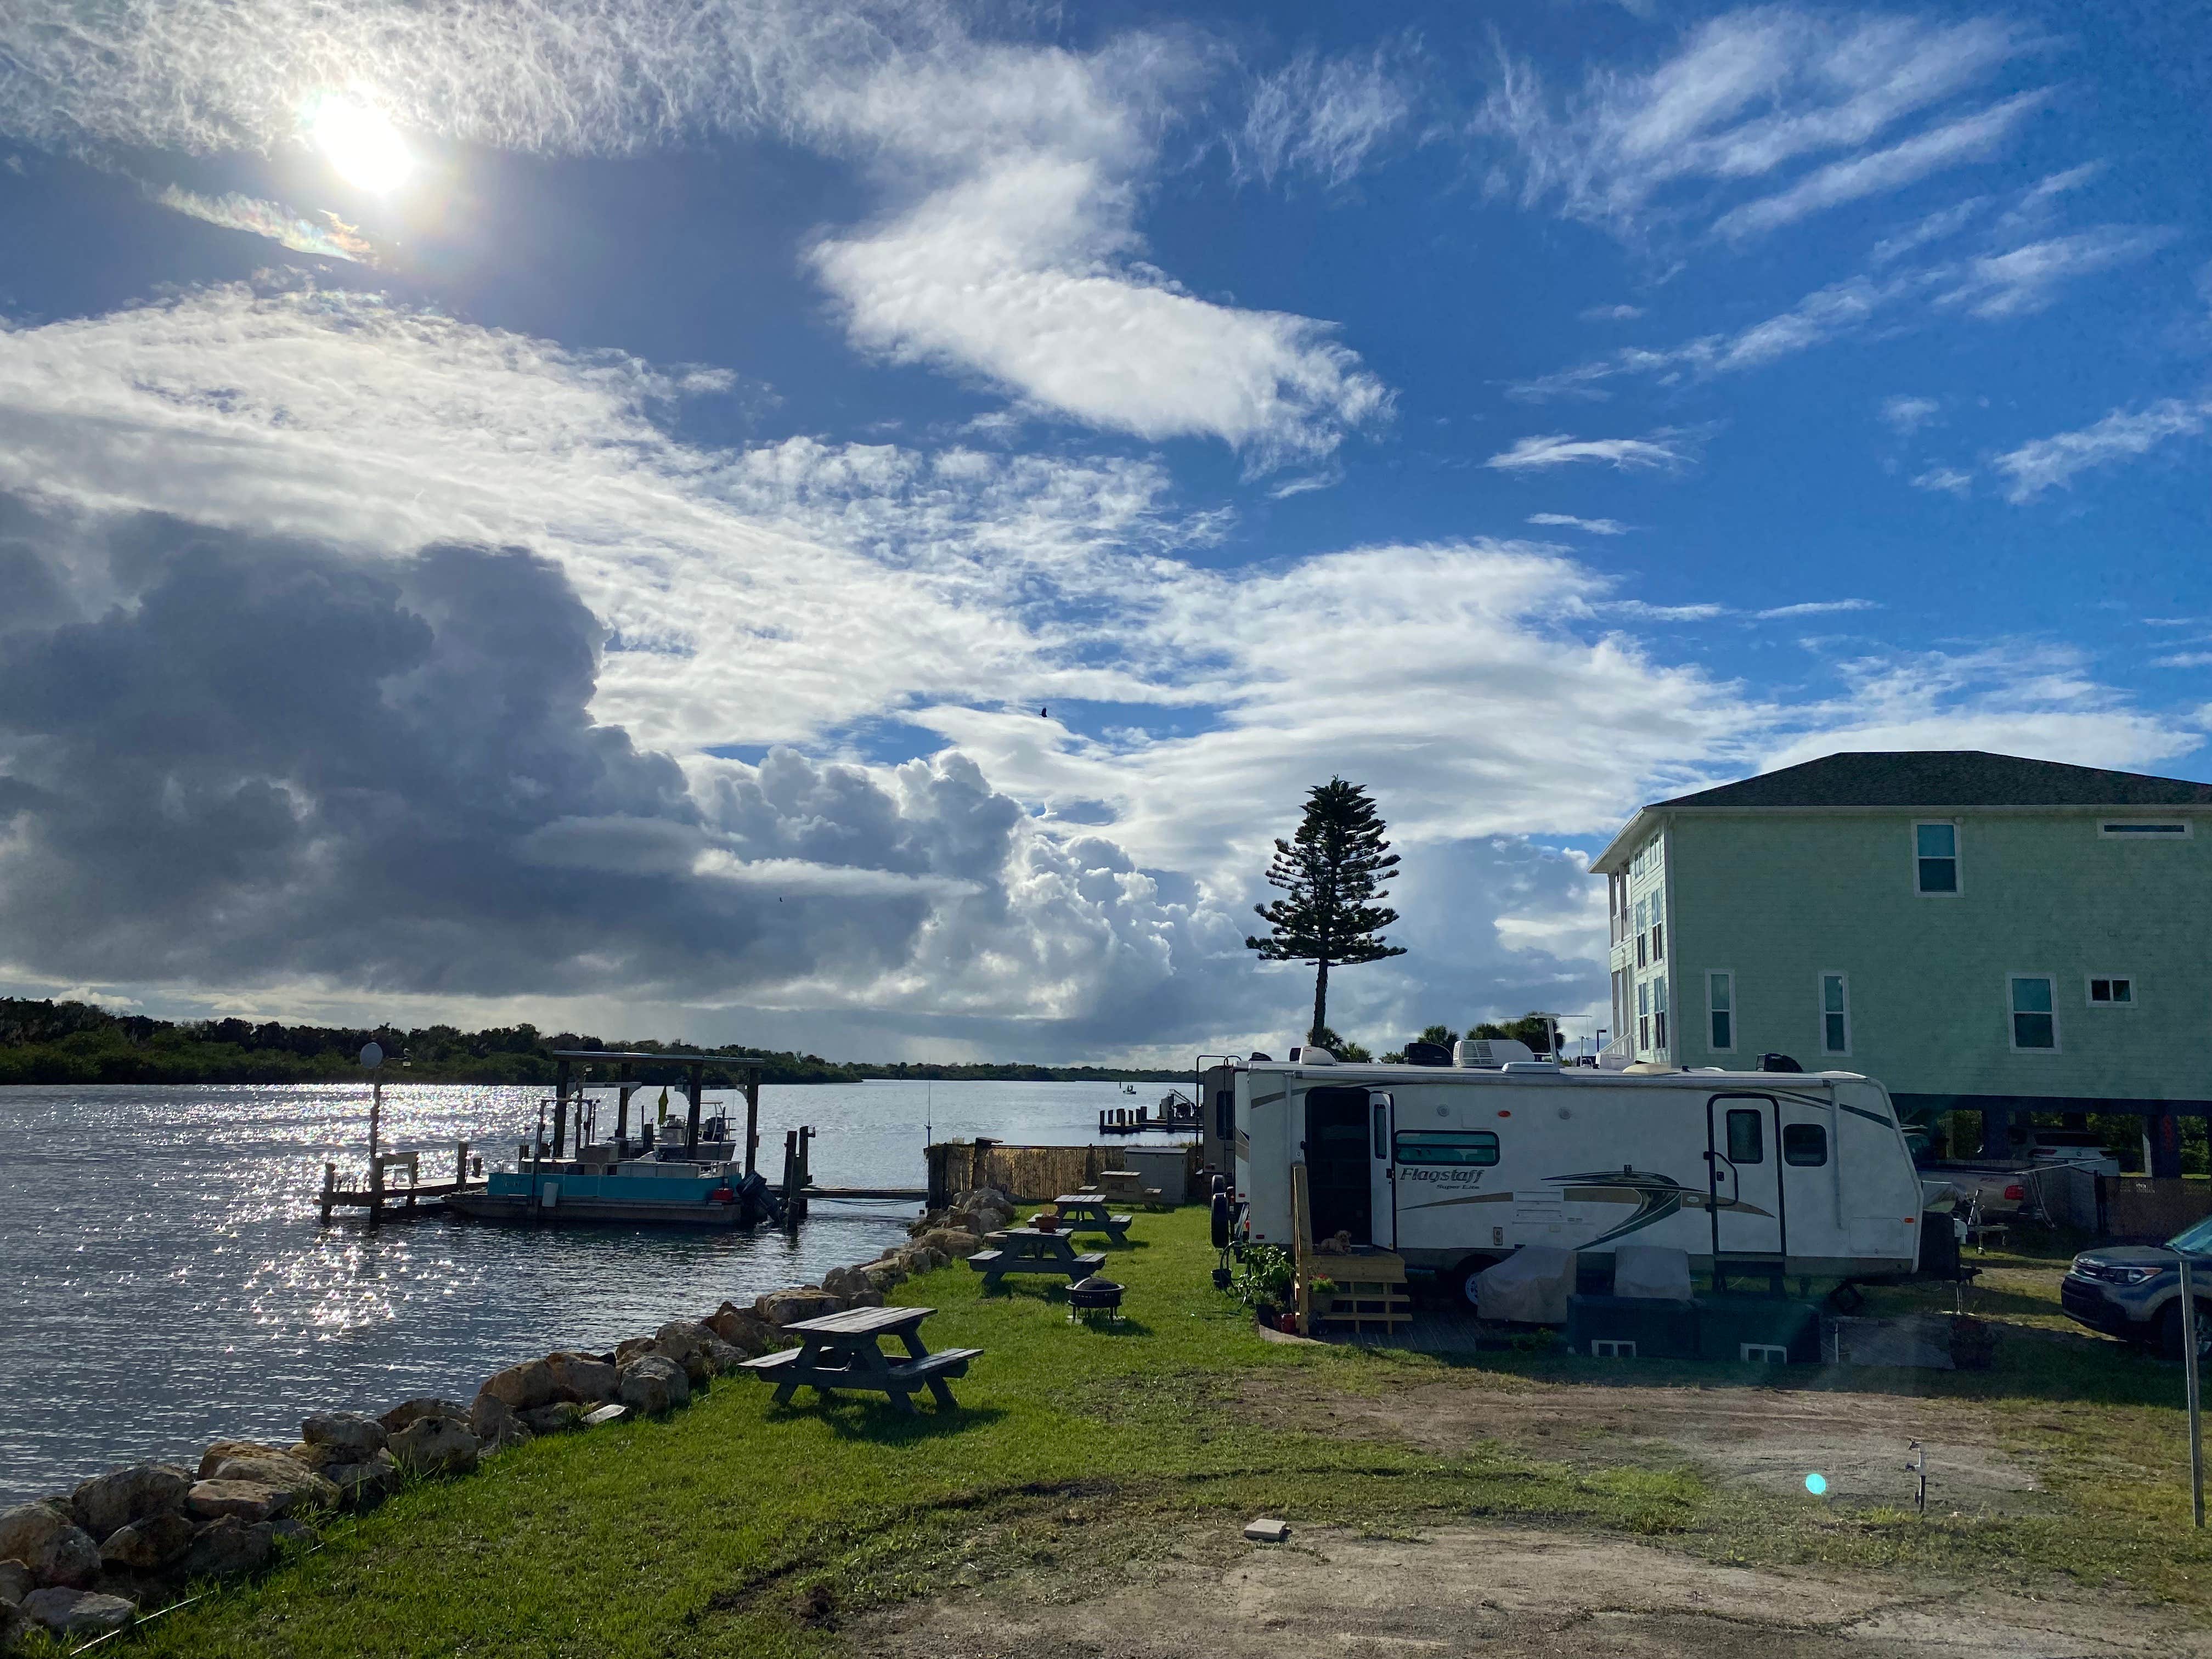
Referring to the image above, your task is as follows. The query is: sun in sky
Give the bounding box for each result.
[306,92,411,194]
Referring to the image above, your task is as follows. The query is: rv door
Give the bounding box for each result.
[1707,1093,1784,1259]
[1368,1091,1395,1250]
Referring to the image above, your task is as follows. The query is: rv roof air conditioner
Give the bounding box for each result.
[1287,1046,1336,1064]
[1454,1038,1535,1069]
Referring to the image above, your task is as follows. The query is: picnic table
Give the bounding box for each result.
[966,1227,1106,1286]
[740,1305,979,1414]
[1032,1193,1132,1243]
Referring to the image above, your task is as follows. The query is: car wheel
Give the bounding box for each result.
[1448,1258,1486,1314]
[2155,1297,2212,1362]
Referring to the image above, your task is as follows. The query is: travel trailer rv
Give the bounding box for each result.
[1229,1045,1925,1308]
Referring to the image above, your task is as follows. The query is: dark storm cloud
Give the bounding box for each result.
[0,505,1039,1001]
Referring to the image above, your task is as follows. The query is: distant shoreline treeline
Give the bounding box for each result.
[0,999,1189,1087]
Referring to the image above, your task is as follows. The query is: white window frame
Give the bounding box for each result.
[1818,970,1852,1057]
[2084,972,2136,1008]
[1912,820,1962,897]
[1654,974,1669,1053]
[2007,972,2061,1054]
[1707,969,1735,1054]
[2098,820,2191,839]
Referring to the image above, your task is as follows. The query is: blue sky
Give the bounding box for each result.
[0,0,2206,1060]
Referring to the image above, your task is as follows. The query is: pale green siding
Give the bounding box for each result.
[1663,810,2212,1100]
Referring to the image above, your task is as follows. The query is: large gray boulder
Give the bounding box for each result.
[477,1359,556,1413]
[320,1453,398,1509]
[21,1586,135,1638]
[175,1517,274,1581]
[707,1302,780,1357]
[98,1512,197,1573]
[617,1355,689,1415]
[546,1352,619,1404]
[379,1398,472,1435]
[755,1288,840,1327]
[195,1441,288,1480]
[206,1455,336,1510]
[187,1481,294,1525]
[0,1503,100,1589]
[652,1322,720,1385]
[470,1392,529,1451]
[0,1558,31,1604]
[518,1402,582,1436]
[70,1464,191,1542]
[387,1414,478,1476]
[301,1413,387,1459]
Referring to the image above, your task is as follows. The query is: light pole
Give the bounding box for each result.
[361,1041,385,1227]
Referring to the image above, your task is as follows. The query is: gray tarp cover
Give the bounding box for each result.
[1612,1244,1694,1301]
[1475,1245,1573,1323]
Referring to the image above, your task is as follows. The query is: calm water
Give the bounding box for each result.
[0,1079,1188,1504]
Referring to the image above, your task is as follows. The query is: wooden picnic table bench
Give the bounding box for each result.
[967,1227,1107,1287]
[1031,1194,1133,1243]
[740,1305,978,1414]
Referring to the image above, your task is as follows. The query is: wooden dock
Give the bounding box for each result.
[803,1186,928,1201]
[319,1143,483,1226]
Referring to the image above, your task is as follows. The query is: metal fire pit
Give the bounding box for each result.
[1068,1275,1125,1325]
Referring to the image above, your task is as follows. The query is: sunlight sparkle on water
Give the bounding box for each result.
[308,93,411,193]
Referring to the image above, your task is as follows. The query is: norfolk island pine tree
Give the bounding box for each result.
[1245,777,1406,1046]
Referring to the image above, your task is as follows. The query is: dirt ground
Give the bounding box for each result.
[850,1521,2208,1659]
[1238,1371,2043,1512]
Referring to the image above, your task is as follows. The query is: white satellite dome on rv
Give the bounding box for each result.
[1226,1052,1924,1313]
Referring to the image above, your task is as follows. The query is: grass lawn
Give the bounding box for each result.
[114,1209,2211,1657]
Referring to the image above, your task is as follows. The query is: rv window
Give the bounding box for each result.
[1395,1130,1499,1166]
[1782,1122,1827,1166]
[1372,1102,1388,1158]
[1725,1108,1764,1164]
[1215,1090,1234,1139]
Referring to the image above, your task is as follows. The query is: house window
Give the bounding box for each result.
[2010,975,2057,1050]
[2100,821,2189,838]
[1819,972,1850,1055]
[2087,975,2134,1006]
[1914,822,1959,894]
[1782,1123,1829,1166]
[1707,970,1734,1053]
[1725,1108,1764,1164]
[1653,976,1669,1051]
[1650,901,1664,962]
[1637,980,1650,1052]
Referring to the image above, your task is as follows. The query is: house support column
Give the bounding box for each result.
[2149,1111,2185,1180]
[1978,1107,2013,1159]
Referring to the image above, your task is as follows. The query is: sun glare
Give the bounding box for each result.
[308,94,412,194]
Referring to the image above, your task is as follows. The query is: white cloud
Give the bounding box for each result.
[153,186,374,262]
[1753,599,1877,619]
[1910,466,1973,495]
[2153,652,2212,670]
[1991,397,2212,503]
[1232,42,1424,190]
[1605,600,1730,622]
[1476,8,2033,241]
[0,1,1388,466]
[1527,512,1631,534]
[1711,91,2045,242]
[1936,226,2179,320]
[1869,196,1989,265]
[1580,304,1645,323]
[1881,395,1940,434]
[1485,430,1696,472]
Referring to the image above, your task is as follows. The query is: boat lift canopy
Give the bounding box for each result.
[548,1049,767,1175]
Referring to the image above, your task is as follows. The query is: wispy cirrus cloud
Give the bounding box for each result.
[1231,40,1425,190]
[154,185,373,262]
[1910,466,1973,495]
[1475,8,2036,242]
[1881,395,1940,433]
[1934,226,2179,319]
[1991,397,2212,503]
[1527,512,1631,534]
[1485,430,1697,472]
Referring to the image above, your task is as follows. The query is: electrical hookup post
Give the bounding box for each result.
[2183,1255,2204,1529]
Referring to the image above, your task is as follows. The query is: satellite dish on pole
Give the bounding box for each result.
[360,1042,384,1070]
